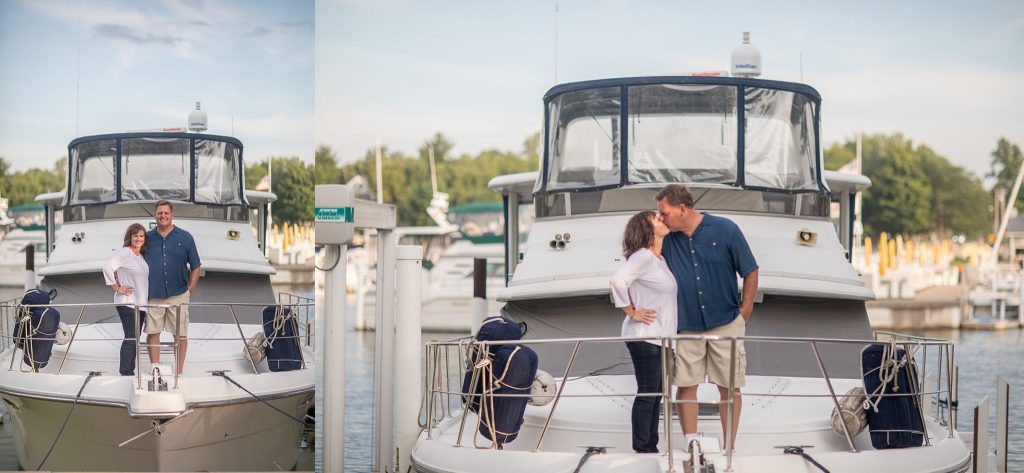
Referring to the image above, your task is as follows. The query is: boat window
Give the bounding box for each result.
[121,137,191,201]
[195,139,243,205]
[547,87,621,191]
[627,84,738,185]
[744,88,819,191]
[537,186,829,218]
[68,139,117,205]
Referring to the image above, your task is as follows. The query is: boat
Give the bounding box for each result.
[0,129,314,471]
[409,45,976,471]
[0,227,46,288]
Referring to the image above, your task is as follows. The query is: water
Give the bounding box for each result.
[911,328,1024,472]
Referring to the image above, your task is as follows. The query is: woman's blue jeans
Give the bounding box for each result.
[115,306,146,376]
[626,341,664,453]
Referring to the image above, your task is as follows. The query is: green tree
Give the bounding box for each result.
[245,157,313,225]
[330,134,540,226]
[418,132,456,162]
[987,138,1024,212]
[0,158,66,206]
[314,145,341,185]
[860,134,933,235]
[918,146,989,238]
[823,142,855,171]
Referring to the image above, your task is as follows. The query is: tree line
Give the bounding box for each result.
[315,132,539,226]
[824,133,1021,239]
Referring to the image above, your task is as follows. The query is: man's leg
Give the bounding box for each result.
[676,385,699,435]
[717,385,741,451]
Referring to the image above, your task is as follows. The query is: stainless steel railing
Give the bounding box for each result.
[0,297,313,389]
[421,331,956,471]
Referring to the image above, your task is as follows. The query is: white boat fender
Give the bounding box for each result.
[528,369,555,406]
[243,331,268,364]
[54,322,72,345]
[829,386,867,437]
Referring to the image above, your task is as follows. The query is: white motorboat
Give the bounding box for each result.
[410,71,976,472]
[0,131,314,471]
[0,226,46,288]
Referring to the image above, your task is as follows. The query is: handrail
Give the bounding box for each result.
[0,299,314,377]
[421,330,955,465]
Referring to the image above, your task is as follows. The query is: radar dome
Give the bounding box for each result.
[188,101,208,132]
[731,32,762,78]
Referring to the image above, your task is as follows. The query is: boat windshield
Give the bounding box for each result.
[65,133,245,208]
[540,78,821,194]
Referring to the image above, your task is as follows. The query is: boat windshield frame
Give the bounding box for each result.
[535,76,826,198]
[62,132,249,210]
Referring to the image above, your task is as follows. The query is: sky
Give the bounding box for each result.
[317,0,1024,181]
[0,0,314,172]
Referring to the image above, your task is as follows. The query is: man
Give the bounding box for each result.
[655,184,758,451]
[143,200,201,375]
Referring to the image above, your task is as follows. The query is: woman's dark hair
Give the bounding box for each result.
[622,210,656,258]
[123,223,148,253]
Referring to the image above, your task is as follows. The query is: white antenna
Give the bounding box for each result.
[75,0,81,136]
[554,0,559,84]
[375,137,384,204]
[428,147,438,195]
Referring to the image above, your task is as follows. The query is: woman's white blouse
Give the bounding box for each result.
[609,247,678,346]
[101,247,149,308]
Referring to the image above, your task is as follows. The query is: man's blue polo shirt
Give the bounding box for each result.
[663,213,758,332]
[143,226,201,299]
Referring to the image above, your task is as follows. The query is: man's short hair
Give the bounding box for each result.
[656,184,694,208]
[155,200,174,212]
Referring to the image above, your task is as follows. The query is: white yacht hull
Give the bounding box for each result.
[0,390,312,471]
[0,323,314,471]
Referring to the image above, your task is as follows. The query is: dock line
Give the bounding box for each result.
[37,371,101,470]
[782,446,831,473]
[211,371,313,424]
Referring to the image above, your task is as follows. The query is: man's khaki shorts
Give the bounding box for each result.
[145,292,190,337]
[673,315,746,388]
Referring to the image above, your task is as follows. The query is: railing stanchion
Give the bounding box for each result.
[725,337,737,472]
[455,343,483,447]
[135,304,143,389]
[810,341,858,453]
[662,337,674,472]
[228,305,259,374]
[533,340,581,453]
[57,306,87,375]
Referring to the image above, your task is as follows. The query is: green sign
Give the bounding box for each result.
[315,207,354,223]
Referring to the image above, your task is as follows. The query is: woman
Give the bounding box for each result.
[609,210,677,453]
[101,223,149,376]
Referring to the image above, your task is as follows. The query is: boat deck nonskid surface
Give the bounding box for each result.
[414,375,971,473]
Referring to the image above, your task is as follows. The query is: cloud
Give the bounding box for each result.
[245,21,313,37]
[94,23,183,45]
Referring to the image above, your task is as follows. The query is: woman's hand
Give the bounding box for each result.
[115,284,134,296]
[625,306,657,325]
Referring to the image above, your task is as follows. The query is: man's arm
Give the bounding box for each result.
[187,266,201,295]
[740,269,758,321]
